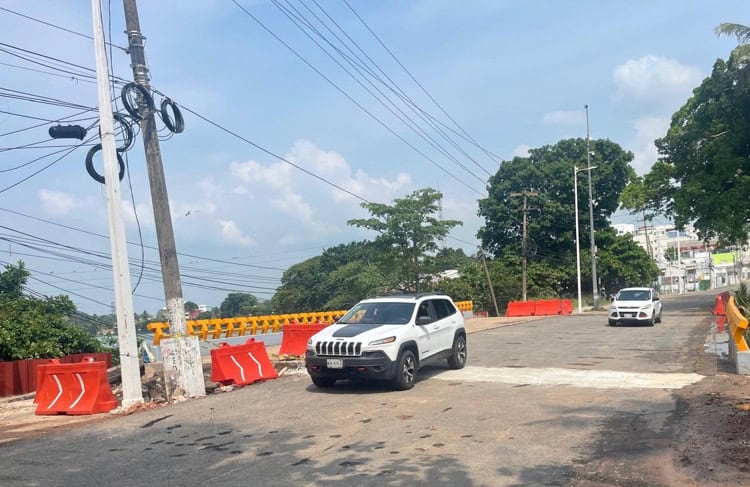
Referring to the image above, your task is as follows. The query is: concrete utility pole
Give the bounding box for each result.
[573,166,583,314]
[478,248,500,317]
[122,0,205,398]
[585,104,599,308]
[91,0,142,408]
[511,191,538,302]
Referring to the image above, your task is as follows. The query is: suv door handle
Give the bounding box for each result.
[432,325,439,330]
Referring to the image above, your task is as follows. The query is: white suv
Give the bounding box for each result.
[305,293,467,390]
[608,287,662,326]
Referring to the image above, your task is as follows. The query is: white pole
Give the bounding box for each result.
[574,166,582,314]
[92,0,143,408]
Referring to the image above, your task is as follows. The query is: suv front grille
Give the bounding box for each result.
[315,341,363,357]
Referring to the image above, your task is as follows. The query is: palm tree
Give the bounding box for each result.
[715,22,750,60]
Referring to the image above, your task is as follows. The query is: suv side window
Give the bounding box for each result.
[416,301,434,324]
[431,299,457,320]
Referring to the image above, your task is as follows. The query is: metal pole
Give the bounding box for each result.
[123,0,205,398]
[574,166,582,314]
[521,193,528,302]
[585,104,599,307]
[479,248,500,317]
[91,0,142,408]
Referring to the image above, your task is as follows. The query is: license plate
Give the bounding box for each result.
[627,313,636,318]
[326,359,344,369]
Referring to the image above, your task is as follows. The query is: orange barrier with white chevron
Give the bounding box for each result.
[147,301,474,345]
[35,357,117,415]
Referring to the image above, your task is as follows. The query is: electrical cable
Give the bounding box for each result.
[297,0,494,178]
[272,0,487,184]
[0,61,98,85]
[0,131,98,194]
[342,0,502,167]
[0,6,127,51]
[230,0,484,197]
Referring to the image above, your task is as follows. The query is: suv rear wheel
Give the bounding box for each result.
[392,350,417,391]
[447,334,467,369]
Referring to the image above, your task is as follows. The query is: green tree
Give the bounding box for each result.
[184,301,199,313]
[595,229,660,293]
[479,138,634,259]
[0,262,102,360]
[219,293,260,318]
[715,22,750,60]
[348,188,462,292]
[643,52,750,242]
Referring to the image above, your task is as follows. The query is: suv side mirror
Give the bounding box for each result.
[417,315,431,325]
[652,295,659,301]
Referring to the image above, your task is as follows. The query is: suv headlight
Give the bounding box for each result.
[307,338,314,350]
[369,336,396,346]
[640,303,652,310]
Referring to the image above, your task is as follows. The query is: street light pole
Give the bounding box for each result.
[574,166,583,314]
[585,104,599,307]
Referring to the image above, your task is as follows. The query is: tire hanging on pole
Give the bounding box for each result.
[120,82,154,122]
[159,97,185,134]
[85,144,125,184]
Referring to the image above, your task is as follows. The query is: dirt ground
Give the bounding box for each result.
[3,317,750,486]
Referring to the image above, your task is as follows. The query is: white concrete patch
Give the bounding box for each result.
[433,366,703,389]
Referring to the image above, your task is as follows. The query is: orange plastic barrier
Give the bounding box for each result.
[713,292,729,316]
[560,299,573,315]
[35,357,117,415]
[210,338,278,386]
[534,299,562,316]
[278,322,328,357]
[505,301,535,317]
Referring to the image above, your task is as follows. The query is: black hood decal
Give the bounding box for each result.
[332,324,386,337]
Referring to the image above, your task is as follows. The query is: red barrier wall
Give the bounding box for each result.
[505,301,535,317]
[534,299,562,316]
[278,323,328,356]
[0,352,112,398]
[560,300,573,315]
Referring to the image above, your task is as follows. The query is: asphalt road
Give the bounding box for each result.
[0,292,719,486]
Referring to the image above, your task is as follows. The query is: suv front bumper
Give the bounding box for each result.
[305,350,397,380]
[609,308,653,323]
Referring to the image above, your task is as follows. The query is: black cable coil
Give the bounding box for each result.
[85,143,125,184]
[120,82,154,122]
[159,97,185,134]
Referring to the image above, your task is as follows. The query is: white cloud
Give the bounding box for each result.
[613,55,702,102]
[542,110,585,126]
[512,144,531,158]
[230,160,292,189]
[38,189,79,216]
[232,186,248,195]
[287,140,348,173]
[218,220,256,247]
[272,193,314,221]
[627,116,670,174]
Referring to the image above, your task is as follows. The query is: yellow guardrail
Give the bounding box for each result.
[147,300,474,345]
[726,295,749,352]
[147,311,347,345]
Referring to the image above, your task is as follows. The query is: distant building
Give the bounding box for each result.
[612,222,748,293]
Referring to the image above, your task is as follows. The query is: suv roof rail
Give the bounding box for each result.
[371,292,448,300]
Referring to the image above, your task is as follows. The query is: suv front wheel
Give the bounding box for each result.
[392,350,417,391]
[447,334,467,369]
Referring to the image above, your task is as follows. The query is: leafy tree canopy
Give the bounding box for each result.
[219,292,260,318]
[348,188,462,292]
[0,262,102,361]
[643,53,750,242]
[478,138,635,258]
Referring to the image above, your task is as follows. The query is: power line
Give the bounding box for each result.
[271,0,488,184]
[230,0,484,197]
[342,0,501,168]
[0,6,127,51]
[0,61,98,84]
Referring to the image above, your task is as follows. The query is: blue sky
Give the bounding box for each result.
[0,0,744,314]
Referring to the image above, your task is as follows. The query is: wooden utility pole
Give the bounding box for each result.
[478,248,500,317]
[91,0,142,408]
[585,105,599,307]
[122,0,205,398]
[511,191,538,302]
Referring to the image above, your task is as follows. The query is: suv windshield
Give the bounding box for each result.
[338,302,415,325]
[616,290,651,301]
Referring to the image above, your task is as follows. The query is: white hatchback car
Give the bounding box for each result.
[608,287,662,326]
